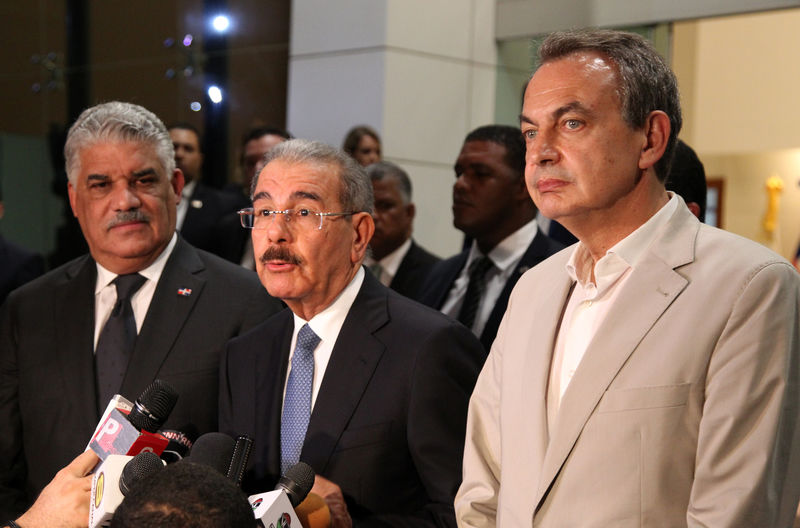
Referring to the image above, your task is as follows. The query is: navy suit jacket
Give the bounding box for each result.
[418,229,564,351]
[181,182,242,257]
[387,240,440,301]
[220,271,484,527]
[0,237,282,518]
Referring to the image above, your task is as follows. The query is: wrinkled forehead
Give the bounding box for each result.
[255,159,343,206]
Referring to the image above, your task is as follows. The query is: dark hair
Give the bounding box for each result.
[666,140,707,222]
[110,462,256,528]
[366,161,412,203]
[464,125,525,178]
[342,125,381,156]
[538,28,682,182]
[256,139,374,214]
[242,126,292,147]
[167,122,203,152]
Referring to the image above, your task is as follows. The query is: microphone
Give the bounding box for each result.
[249,462,315,528]
[226,435,254,487]
[183,432,236,475]
[89,451,165,528]
[88,379,178,461]
[158,424,198,464]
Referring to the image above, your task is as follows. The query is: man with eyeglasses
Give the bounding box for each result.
[219,139,484,527]
[0,101,282,523]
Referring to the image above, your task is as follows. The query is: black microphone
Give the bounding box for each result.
[158,424,199,463]
[277,461,315,508]
[183,432,236,475]
[226,435,254,487]
[249,462,316,526]
[89,451,166,527]
[88,379,179,460]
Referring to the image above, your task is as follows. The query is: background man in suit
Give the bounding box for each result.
[456,29,800,527]
[363,161,439,300]
[219,139,484,527]
[219,126,292,268]
[168,123,241,257]
[0,101,281,519]
[419,125,563,351]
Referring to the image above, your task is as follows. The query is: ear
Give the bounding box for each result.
[171,169,185,203]
[351,212,375,264]
[406,202,416,220]
[638,110,671,172]
[67,181,78,218]
[687,201,701,219]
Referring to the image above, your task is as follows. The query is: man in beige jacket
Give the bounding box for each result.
[456,29,800,527]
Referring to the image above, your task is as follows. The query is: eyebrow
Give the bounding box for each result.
[252,190,322,203]
[519,101,593,126]
[133,168,157,178]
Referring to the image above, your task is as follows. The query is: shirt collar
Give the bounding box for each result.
[292,266,365,347]
[95,232,178,292]
[465,219,539,273]
[566,193,679,288]
[374,238,412,278]
[181,180,197,199]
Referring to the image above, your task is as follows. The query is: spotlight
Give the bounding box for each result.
[212,15,230,33]
[190,102,202,112]
[207,86,223,104]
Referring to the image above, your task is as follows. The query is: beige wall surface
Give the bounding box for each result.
[673,9,800,261]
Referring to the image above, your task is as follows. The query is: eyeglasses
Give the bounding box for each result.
[238,208,357,231]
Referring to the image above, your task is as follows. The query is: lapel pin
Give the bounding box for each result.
[191,199,203,209]
[177,288,192,296]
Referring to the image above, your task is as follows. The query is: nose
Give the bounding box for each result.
[112,181,143,211]
[265,211,292,243]
[527,130,560,166]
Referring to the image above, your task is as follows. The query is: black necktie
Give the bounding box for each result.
[95,273,146,411]
[457,256,494,330]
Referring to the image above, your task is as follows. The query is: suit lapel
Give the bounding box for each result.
[430,252,468,309]
[260,311,294,478]
[481,229,563,349]
[301,273,388,474]
[534,207,696,508]
[55,256,101,421]
[120,239,206,398]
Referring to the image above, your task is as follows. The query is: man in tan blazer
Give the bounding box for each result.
[455,29,800,527]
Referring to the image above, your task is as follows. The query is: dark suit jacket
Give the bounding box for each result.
[220,272,484,527]
[0,235,44,306]
[0,237,282,518]
[181,183,242,257]
[387,240,440,301]
[418,229,564,351]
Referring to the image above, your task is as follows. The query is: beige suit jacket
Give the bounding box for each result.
[456,202,800,527]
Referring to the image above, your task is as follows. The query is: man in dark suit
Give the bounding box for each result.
[363,161,440,300]
[219,139,484,527]
[418,125,563,351]
[169,124,241,257]
[0,102,281,520]
[0,189,45,306]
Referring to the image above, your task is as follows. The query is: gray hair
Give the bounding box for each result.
[538,29,682,181]
[253,139,374,214]
[366,161,412,204]
[64,101,175,184]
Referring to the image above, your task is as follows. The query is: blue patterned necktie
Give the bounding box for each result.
[280,323,321,475]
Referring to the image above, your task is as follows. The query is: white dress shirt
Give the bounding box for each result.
[93,233,178,350]
[441,220,539,337]
[175,180,196,230]
[282,266,365,410]
[364,238,412,287]
[547,194,679,427]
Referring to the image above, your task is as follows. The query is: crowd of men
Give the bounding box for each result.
[1,28,799,528]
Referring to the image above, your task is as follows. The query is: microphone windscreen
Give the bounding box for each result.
[184,432,235,475]
[128,379,178,432]
[119,451,165,495]
[278,461,315,507]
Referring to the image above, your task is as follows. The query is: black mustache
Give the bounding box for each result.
[107,210,150,229]
[260,247,302,266]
